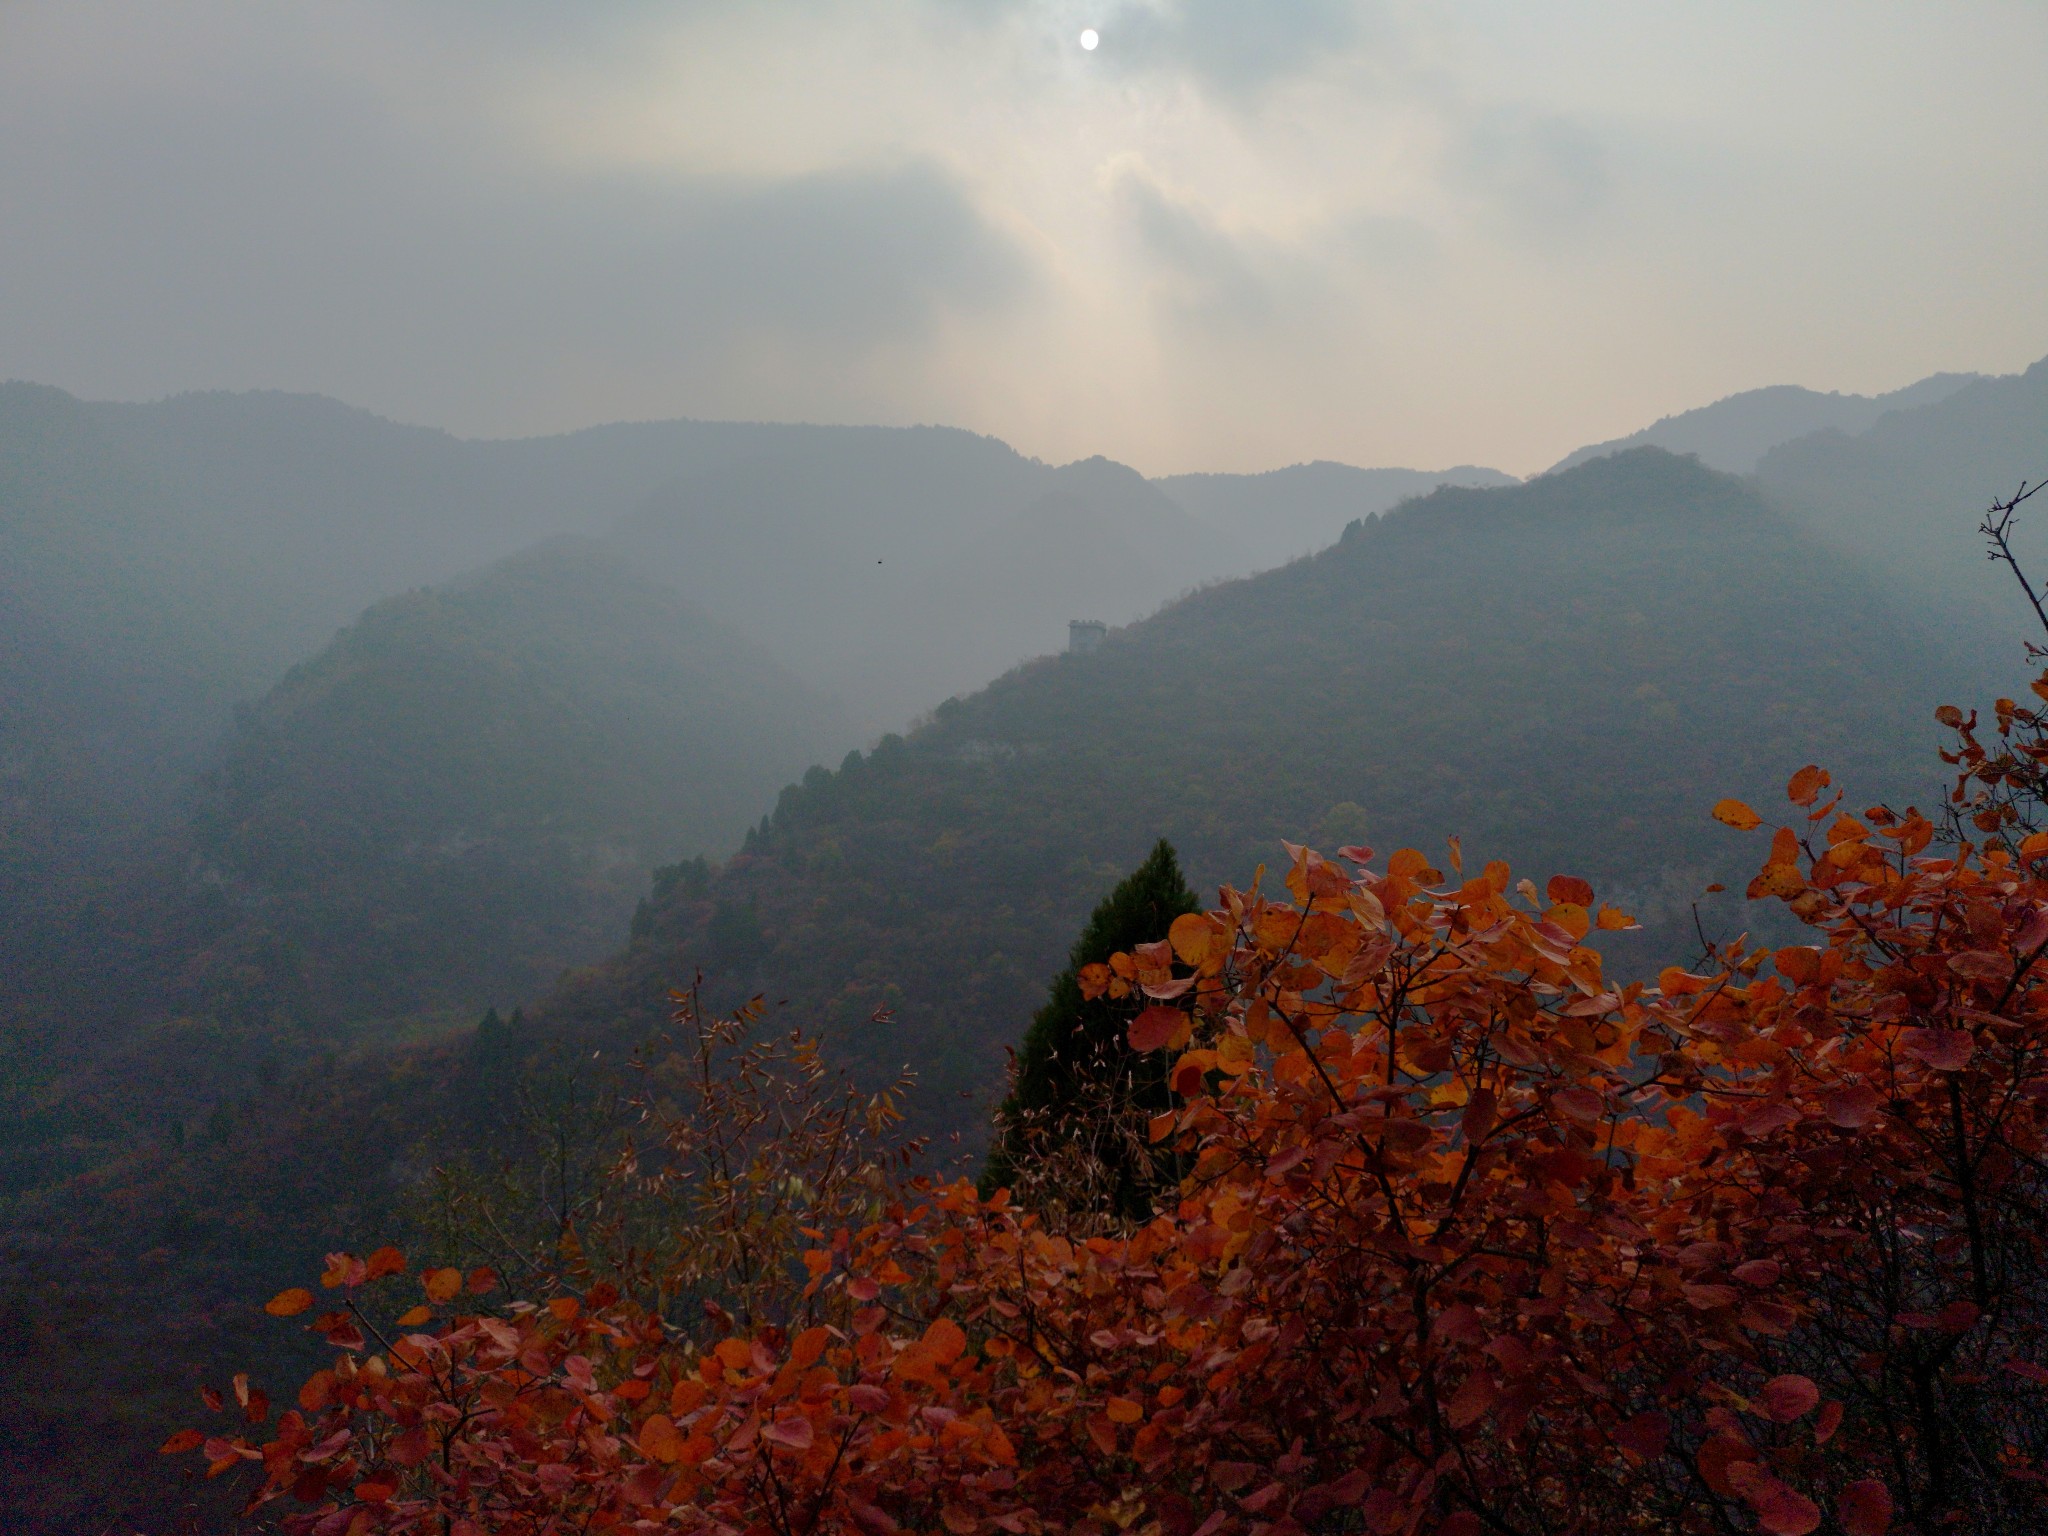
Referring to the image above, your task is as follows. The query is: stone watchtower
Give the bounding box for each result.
[1068,619,1107,655]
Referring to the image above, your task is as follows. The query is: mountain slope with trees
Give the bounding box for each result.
[4,539,849,1186]
[1758,355,2048,691]
[540,448,1966,1137]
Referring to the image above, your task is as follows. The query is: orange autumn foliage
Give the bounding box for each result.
[177,741,2048,1535]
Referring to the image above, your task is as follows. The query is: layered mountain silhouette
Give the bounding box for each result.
[1549,371,1981,476]
[1758,358,2048,688]
[1157,461,1519,567]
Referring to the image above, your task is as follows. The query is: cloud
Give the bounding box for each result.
[0,50,1035,432]
[1446,107,1614,233]
[1098,0,1366,95]
[2,0,2044,474]
[1107,163,1279,324]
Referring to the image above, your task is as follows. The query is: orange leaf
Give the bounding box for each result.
[1750,863,1806,899]
[639,1414,684,1463]
[1785,765,1829,806]
[467,1266,499,1295]
[395,1305,433,1327]
[365,1246,406,1281]
[1105,1396,1143,1424]
[1168,911,1215,966]
[264,1288,314,1318]
[1713,798,1763,831]
[422,1268,463,1304]
[1594,904,1636,931]
[791,1326,831,1369]
[1128,1006,1181,1053]
[1545,902,1591,941]
[922,1316,968,1365]
[159,1429,204,1455]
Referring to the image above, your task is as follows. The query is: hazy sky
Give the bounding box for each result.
[3,1,2044,475]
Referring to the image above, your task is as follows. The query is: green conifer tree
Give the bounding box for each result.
[981,839,1199,1221]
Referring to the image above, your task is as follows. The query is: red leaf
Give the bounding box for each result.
[1551,1086,1605,1123]
[762,1415,815,1450]
[1445,1373,1497,1429]
[159,1429,204,1455]
[1824,1083,1883,1128]
[1755,1375,1819,1423]
[1614,1410,1668,1460]
[1947,950,2007,983]
[1461,1087,1497,1143]
[1838,1479,1893,1536]
[1936,1299,1981,1331]
[1546,875,1595,907]
[1902,1028,1974,1071]
[1128,1006,1182,1053]
[1751,1480,1822,1536]
[1815,1400,1843,1444]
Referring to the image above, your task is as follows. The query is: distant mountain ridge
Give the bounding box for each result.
[1547,371,1982,476]
[1157,461,1520,567]
[1757,356,2048,690]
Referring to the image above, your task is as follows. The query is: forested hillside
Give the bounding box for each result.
[2,541,847,1188]
[1759,356,2048,689]
[550,449,1964,1128]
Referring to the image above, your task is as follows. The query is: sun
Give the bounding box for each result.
[1079,28,1099,51]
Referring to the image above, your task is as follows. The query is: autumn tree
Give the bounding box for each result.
[175,761,2048,1533]
[980,837,1199,1222]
